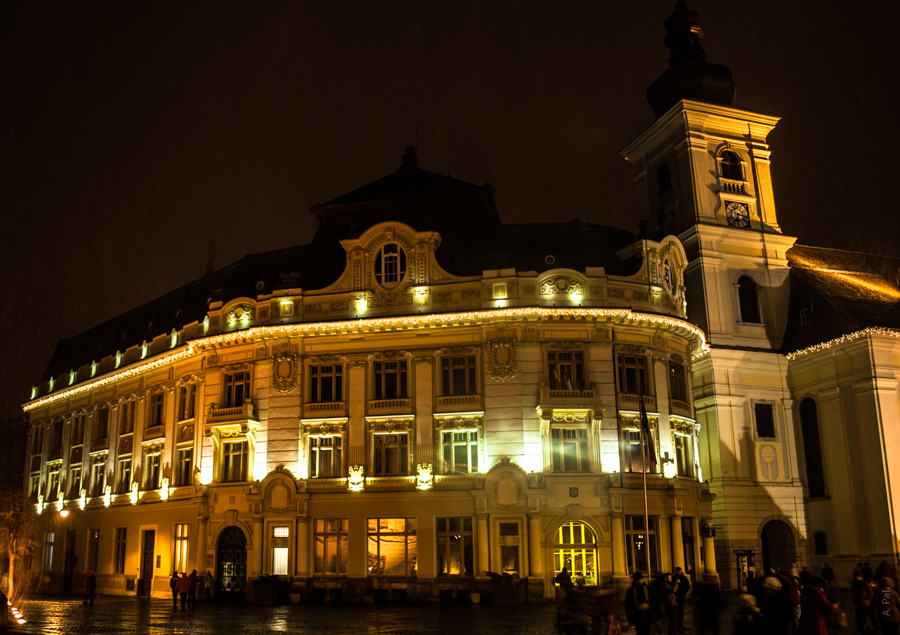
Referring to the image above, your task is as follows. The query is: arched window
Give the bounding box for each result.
[799,398,826,498]
[658,163,672,195]
[737,276,761,324]
[374,243,407,289]
[554,521,598,586]
[720,150,743,181]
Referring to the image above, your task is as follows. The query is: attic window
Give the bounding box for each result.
[375,243,406,289]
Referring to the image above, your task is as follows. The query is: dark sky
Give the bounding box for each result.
[2,1,897,420]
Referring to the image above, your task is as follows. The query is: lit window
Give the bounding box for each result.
[617,355,648,395]
[273,526,289,538]
[223,441,249,482]
[625,516,659,575]
[551,428,590,472]
[373,434,408,476]
[374,243,407,289]
[271,526,290,575]
[367,518,417,576]
[441,431,478,475]
[674,434,693,477]
[309,436,342,478]
[175,447,193,486]
[374,360,408,400]
[224,372,250,408]
[554,522,598,586]
[174,524,189,574]
[436,517,474,576]
[441,356,477,396]
[114,528,127,574]
[548,351,585,392]
[309,365,342,403]
[314,519,348,575]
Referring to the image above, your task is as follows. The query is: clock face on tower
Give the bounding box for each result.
[726,201,750,228]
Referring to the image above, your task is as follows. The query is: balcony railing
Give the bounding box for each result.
[617,394,656,411]
[305,401,345,414]
[436,395,481,407]
[208,402,258,424]
[719,178,745,194]
[368,398,412,411]
[539,384,602,407]
[607,472,667,489]
[143,425,165,441]
[669,399,693,418]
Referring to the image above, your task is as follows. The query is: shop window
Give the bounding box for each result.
[374,360,408,399]
[669,363,688,403]
[367,518,417,576]
[625,516,659,575]
[554,522,598,586]
[441,430,478,474]
[315,519,349,575]
[436,517,474,576]
[175,447,193,486]
[174,524,189,574]
[222,441,249,482]
[441,356,477,396]
[738,276,761,324]
[551,427,590,472]
[309,365,342,403]
[373,434,409,476]
[224,372,251,408]
[754,403,776,439]
[309,436,342,478]
[179,384,197,421]
[374,243,406,289]
[617,355,648,395]
[548,351,585,391]
[114,528,127,574]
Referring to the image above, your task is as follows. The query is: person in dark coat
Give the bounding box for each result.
[864,563,875,582]
[88,574,96,605]
[660,573,681,635]
[852,571,874,635]
[876,578,900,635]
[757,575,792,635]
[799,567,813,587]
[188,570,198,607]
[798,577,837,635]
[176,573,191,610]
[625,572,658,635]
[693,572,721,635]
[734,594,760,635]
[169,572,180,609]
[82,574,91,605]
[673,567,691,628]
[773,568,802,633]
[821,564,834,590]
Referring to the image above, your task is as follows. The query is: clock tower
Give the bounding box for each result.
[621,2,808,589]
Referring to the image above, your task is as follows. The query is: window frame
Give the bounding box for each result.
[436,517,474,577]
[550,426,591,473]
[366,517,417,577]
[625,515,660,575]
[309,364,343,404]
[554,521,599,587]
[753,402,777,440]
[144,449,161,490]
[440,355,478,397]
[309,434,343,479]
[616,354,649,395]
[374,243,407,289]
[668,361,688,403]
[440,429,479,475]
[148,392,164,427]
[222,439,249,483]
[224,371,251,408]
[548,350,586,392]
[178,383,197,421]
[117,457,132,493]
[175,446,193,487]
[114,527,127,574]
[314,518,349,576]
[373,359,409,400]
[120,400,136,435]
[91,461,106,497]
[173,524,189,574]
[372,433,410,477]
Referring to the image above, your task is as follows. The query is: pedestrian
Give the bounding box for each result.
[204,571,214,600]
[876,578,900,635]
[673,566,691,629]
[798,577,836,635]
[556,567,574,626]
[88,573,97,605]
[865,563,875,582]
[661,572,681,635]
[693,571,721,635]
[177,572,191,610]
[188,569,198,607]
[852,571,874,635]
[821,564,834,591]
[625,572,658,635]
[758,576,792,635]
[773,567,802,633]
[82,573,91,605]
[885,563,898,585]
[734,594,760,635]
[799,567,812,587]
[170,572,180,609]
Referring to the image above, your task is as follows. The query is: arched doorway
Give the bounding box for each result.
[761,520,796,572]
[216,526,247,599]
[553,521,598,586]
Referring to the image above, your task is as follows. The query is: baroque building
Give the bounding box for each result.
[18,3,899,601]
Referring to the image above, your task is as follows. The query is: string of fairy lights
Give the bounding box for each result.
[784,326,900,361]
[23,306,709,412]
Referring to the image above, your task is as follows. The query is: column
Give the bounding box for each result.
[657,514,670,574]
[611,515,628,577]
[528,515,543,576]
[297,518,310,576]
[670,516,685,571]
[414,357,434,463]
[701,520,717,574]
[253,518,264,575]
[196,512,209,574]
[477,515,490,575]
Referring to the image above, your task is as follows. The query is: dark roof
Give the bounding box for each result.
[782,244,900,353]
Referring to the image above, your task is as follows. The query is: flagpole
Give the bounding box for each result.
[640,389,652,578]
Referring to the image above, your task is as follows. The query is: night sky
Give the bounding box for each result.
[2,1,897,420]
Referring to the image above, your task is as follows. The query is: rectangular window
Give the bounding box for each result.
[551,428,589,472]
[178,384,197,421]
[441,356,477,396]
[120,401,135,435]
[96,407,109,439]
[436,517,474,576]
[617,355,648,395]
[32,426,44,455]
[273,526,290,538]
[88,530,100,571]
[272,548,289,575]
[43,532,55,571]
[755,403,776,439]
[314,519,349,575]
[224,372,251,408]
[91,462,106,497]
[175,447,193,487]
[675,434,693,477]
[548,351,585,391]
[367,518,417,576]
[625,516,659,575]
[117,458,132,493]
[72,414,85,446]
[174,524,189,574]
[68,466,82,498]
[373,434,408,476]
[223,441,248,482]
[814,531,828,555]
[50,421,63,451]
[148,393,164,427]
[114,528,127,574]
[669,363,688,402]
[623,429,655,474]
[309,436,342,478]
[309,365,342,403]
[441,431,478,474]
[29,473,40,501]
[145,452,161,490]
[374,360,408,399]
[48,470,60,498]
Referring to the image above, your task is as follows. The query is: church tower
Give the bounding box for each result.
[621,2,808,588]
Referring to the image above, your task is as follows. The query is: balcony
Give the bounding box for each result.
[616,394,656,412]
[304,402,346,417]
[435,394,482,412]
[143,425,165,442]
[539,384,603,410]
[368,398,412,413]
[719,178,745,194]
[669,399,693,418]
[91,437,109,452]
[208,402,258,426]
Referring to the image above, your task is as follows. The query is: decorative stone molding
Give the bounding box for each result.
[272,353,298,394]
[347,465,365,492]
[226,305,254,326]
[416,463,434,490]
[487,337,517,381]
[541,277,584,296]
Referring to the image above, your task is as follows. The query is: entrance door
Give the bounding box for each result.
[139,530,155,596]
[63,530,77,594]
[216,526,247,599]
[498,522,521,576]
[761,520,796,572]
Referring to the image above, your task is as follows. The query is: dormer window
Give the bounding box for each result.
[375,243,406,289]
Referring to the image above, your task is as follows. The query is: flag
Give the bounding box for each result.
[639,394,657,472]
[553,363,562,390]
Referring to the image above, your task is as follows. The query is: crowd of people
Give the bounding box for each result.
[169,570,214,609]
[553,562,900,635]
